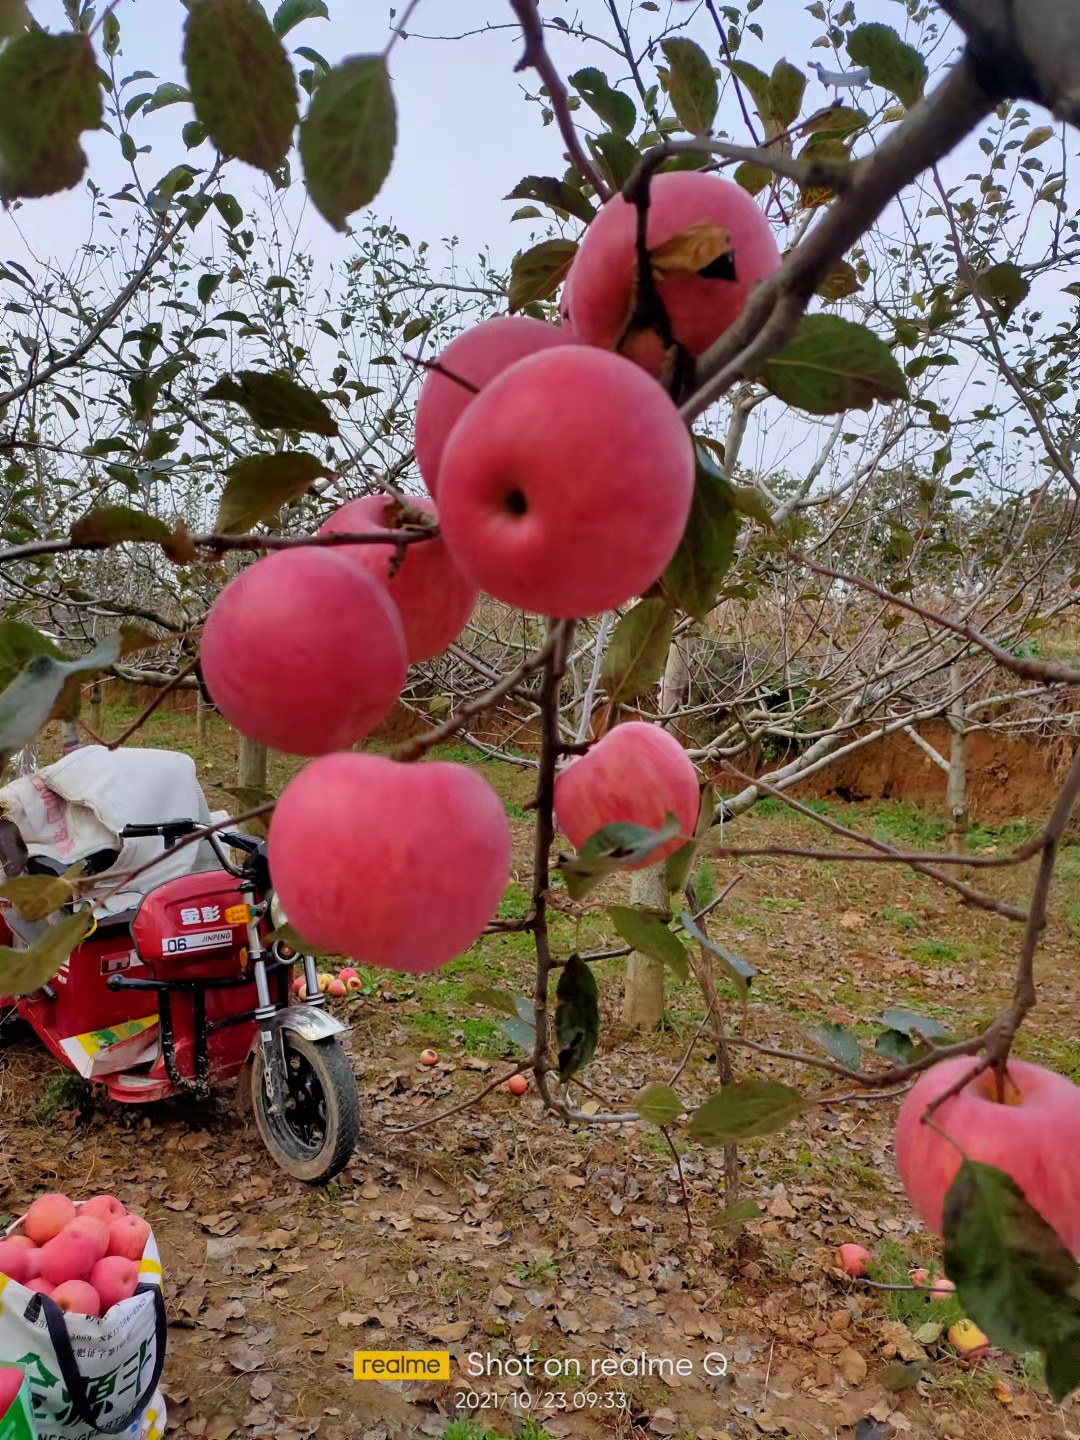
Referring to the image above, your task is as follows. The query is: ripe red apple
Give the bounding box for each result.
[52,1279,102,1319]
[437,346,695,617]
[107,1214,151,1263]
[269,754,512,973]
[91,1256,139,1312]
[345,976,362,993]
[0,1367,24,1416]
[554,722,700,866]
[39,1231,98,1286]
[79,1195,126,1224]
[326,977,347,998]
[338,967,359,983]
[415,316,570,495]
[930,1276,955,1299]
[419,1048,439,1066]
[25,1193,75,1245]
[26,1278,54,1298]
[835,1243,872,1278]
[507,1073,529,1096]
[895,1057,1080,1256]
[318,495,477,663]
[200,548,407,756]
[291,976,306,997]
[64,1215,109,1261]
[910,1267,929,1288]
[0,1239,32,1284]
[565,171,781,374]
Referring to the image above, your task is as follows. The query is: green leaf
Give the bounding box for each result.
[143,81,192,114]
[183,119,208,148]
[725,59,772,125]
[505,175,594,226]
[799,103,868,138]
[588,131,640,190]
[847,22,927,108]
[559,815,682,902]
[662,449,739,620]
[463,985,525,1021]
[944,1159,1080,1401]
[665,781,715,896]
[679,909,756,1000]
[70,505,172,547]
[1022,124,1055,153]
[0,29,103,201]
[768,58,805,128]
[508,238,577,313]
[568,67,636,137]
[688,1080,806,1145]
[759,314,908,414]
[497,1013,536,1052]
[0,912,93,998]
[972,262,1029,323]
[555,953,600,1082]
[874,1028,921,1064]
[0,871,79,922]
[214,192,243,228]
[881,1007,947,1040]
[184,0,298,174]
[272,0,328,36]
[204,370,338,435]
[0,622,61,692]
[198,272,223,304]
[299,54,395,231]
[816,260,861,302]
[803,1021,861,1070]
[607,906,689,983]
[216,450,331,532]
[662,38,718,135]
[634,1082,685,1126]
[102,9,120,56]
[0,637,120,765]
[0,1,29,42]
[600,599,674,707]
[733,161,770,196]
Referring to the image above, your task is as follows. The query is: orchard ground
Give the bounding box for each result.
[4,706,1080,1440]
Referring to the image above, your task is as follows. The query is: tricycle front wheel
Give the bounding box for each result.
[251,1031,359,1183]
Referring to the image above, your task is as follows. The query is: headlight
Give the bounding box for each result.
[269,893,288,931]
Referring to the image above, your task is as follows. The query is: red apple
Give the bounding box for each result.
[318,495,477,663]
[910,1268,930,1288]
[345,976,363,993]
[90,1256,139,1312]
[25,1193,75,1245]
[415,316,570,495]
[338,967,359,983]
[79,1195,126,1224]
[554,722,700,866]
[0,1239,31,1285]
[895,1057,1080,1256]
[949,1318,989,1357]
[565,171,781,374]
[200,548,407,756]
[507,1073,529,1096]
[64,1215,109,1261]
[419,1048,439,1066]
[930,1276,955,1299]
[835,1243,872,1278]
[25,1279,54,1298]
[326,977,347,998]
[269,754,511,973]
[52,1279,101,1318]
[437,346,694,618]
[291,976,306,997]
[107,1214,151,1263]
[39,1231,98,1286]
[0,1367,24,1416]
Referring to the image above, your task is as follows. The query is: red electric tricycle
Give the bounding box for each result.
[0,747,359,1183]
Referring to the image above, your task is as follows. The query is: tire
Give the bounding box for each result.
[251,1031,359,1183]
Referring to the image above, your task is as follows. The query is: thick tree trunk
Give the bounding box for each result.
[238,733,268,791]
[947,665,968,851]
[659,639,690,718]
[621,860,669,1030]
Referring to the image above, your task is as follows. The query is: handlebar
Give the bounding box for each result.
[120,821,263,880]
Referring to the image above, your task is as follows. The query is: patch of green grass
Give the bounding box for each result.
[879,906,919,931]
[757,896,803,912]
[909,938,958,964]
[869,1238,962,1330]
[863,801,946,849]
[1065,901,1080,939]
[441,1421,490,1440]
[497,883,531,919]
[511,1256,559,1285]
[32,1073,93,1123]
[968,817,1036,850]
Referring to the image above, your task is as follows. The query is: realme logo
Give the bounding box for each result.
[354,1351,450,1381]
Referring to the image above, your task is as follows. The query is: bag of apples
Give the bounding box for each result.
[0,1193,167,1440]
